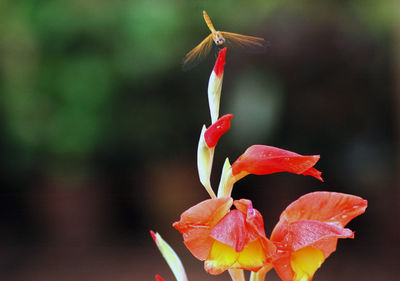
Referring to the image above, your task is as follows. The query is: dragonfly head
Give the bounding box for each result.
[213,31,225,46]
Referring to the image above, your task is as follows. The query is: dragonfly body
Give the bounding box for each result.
[183,11,265,69]
[203,11,225,47]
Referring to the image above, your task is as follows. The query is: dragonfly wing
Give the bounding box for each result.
[220,31,268,50]
[182,34,214,71]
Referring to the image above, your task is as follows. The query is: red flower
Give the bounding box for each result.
[155,274,165,281]
[270,192,367,281]
[231,145,323,181]
[173,197,275,275]
[204,114,233,148]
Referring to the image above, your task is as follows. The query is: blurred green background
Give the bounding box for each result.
[0,0,399,280]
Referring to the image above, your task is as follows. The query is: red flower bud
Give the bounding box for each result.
[204,114,233,148]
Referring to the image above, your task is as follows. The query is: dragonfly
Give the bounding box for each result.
[183,11,266,69]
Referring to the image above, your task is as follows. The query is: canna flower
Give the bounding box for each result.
[173,197,276,275]
[218,145,323,197]
[269,192,368,281]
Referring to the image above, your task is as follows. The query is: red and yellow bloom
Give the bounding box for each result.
[173,197,276,275]
[269,192,367,281]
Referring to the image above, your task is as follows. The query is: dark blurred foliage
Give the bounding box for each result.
[0,0,399,280]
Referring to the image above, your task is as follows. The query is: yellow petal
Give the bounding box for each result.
[205,240,239,275]
[290,246,325,281]
[237,240,266,271]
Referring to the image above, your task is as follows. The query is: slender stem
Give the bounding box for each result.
[249,265,273,281]
[206,147,217,199]
[228,269,246,281]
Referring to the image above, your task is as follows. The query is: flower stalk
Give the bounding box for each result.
[151,17,367,281]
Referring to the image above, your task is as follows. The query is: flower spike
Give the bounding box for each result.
[151,231,188,281]
[156,11,368,281]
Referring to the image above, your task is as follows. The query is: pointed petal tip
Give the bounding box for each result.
[172,221,182,232]
[213,48,227,77]
[312,169,324,182]
[150,230,157,242]
[310,155,323,181]
[155,274,166,281]
[346,229,355,239]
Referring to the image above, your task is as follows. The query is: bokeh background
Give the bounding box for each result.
[0,0,399,280]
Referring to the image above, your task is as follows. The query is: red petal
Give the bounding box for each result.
[270,218,290,245]
[210,210,248,252]
[213,47,227,78]
[204,114,233,148]
[173,197,233,229]
[272,254,293,281]
[234,199,267,239]
[279,191,368,227]
[302,167,323,181]
[232,198,252,214]
[231,145,323,181]
[289,220,353,253]
[173,197,233,260]
[155,274,165,281]
[271,220,354,281]
[180,228,216,260]
[233,199,277,258]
